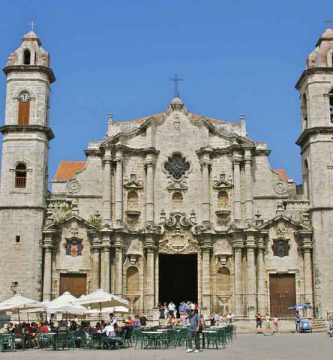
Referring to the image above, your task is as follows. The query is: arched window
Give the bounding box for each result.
[218,191,228,208]
[15,163,27,188]
[126,266,139,294]
[18,92,31,125]
[329,89,333,123]
[301,93,308,123]
[216,267,231,294]
[172,192,183,209]
[127,191,139,210]
[23,49,31,65]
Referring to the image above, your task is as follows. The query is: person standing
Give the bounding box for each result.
[273,316,279,333]
[295,311,301,333]
[256,313,263,333]
[168,301,176,317]
[186,310,201,353]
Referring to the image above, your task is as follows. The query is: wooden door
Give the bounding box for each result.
[18,101,30,125]
[269,274,296,318]
[59,273,87,298]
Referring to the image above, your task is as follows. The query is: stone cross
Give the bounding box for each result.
[170,73,183,98]
[29,20,36,32]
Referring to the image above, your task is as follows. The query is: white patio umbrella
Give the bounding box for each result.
[0,294,45,322]
[46,291,87,316]
[86,306,129,315]
[76,289,129,318]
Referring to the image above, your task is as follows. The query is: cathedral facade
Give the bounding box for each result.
[0,28,333,319]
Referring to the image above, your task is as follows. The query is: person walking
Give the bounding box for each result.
[186,310,201,353]
[256,313,263,333]
[273,316,279,333]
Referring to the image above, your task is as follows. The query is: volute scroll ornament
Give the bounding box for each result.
[123,174,143,189]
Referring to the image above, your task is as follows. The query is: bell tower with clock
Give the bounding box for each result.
[0,29,55,299]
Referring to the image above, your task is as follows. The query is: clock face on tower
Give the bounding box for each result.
[19,92,30,102]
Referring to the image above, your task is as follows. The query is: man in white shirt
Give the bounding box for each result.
[168,301,176,317]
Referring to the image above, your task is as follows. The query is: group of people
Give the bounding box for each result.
[0,312,149,348]
[158,300,199,319]
[210,312,234,326]
[255,313,279,334]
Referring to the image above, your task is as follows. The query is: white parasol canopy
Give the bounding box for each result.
[0,294,44,312]
[46,291,87,315]
[75,289,129,310]
[86,306,129,315]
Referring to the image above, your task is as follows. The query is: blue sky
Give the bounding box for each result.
[0,0,332,184]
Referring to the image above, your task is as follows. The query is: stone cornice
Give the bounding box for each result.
[0,124,54,140]
[296,127,333,147]
[3,65,56,83]
[295,67,333,90]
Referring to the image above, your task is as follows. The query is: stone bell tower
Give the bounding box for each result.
[0,30,55,300]
[296,27,333,318]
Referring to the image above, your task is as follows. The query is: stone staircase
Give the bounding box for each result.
[311,319,327,332]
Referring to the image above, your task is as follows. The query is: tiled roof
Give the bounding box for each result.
[133,113,164,124]
[275,168,289,180]
[54,161,86,180]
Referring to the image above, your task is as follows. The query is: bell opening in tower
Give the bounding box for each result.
[159,254,198,309]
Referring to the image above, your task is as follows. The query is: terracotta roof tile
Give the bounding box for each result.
[192,113,225,123]
[133,113,164,123]
[54,161,86,180]
[275,168,289,180]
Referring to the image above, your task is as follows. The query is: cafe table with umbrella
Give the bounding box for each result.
[0,294,45,322]
[75,289,129,318]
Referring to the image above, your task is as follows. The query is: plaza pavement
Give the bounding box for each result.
[0,333,332,360]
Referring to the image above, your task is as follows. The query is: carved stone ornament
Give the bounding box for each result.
[213,173,233,189]
[65,238,83,257]
[161,212,197,230]
[123,174,143,189]
[272,239,290,258]
[159,230,198,254]
[274,181,288,195]
[167,179,188,191]
[67,179,81,194]
[69,225,79,236]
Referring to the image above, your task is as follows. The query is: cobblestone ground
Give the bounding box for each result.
[1,333,332,360]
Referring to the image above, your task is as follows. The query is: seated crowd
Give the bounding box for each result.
[0,312,149,349]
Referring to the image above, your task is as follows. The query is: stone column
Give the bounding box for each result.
[200,153,211,223]
[42,233,53,301]
[91,234,101,291]
[257,236,266,315]
[246,234,257,317]
[244,149,254,222]
[145,246,155,311]
[114,149,123,223]
[114,245,123,296]
[202,244,211,310]
[145,153,156,224]
[233,152,242,222]
[101,234,111,292]
[233,239,243,316]
[303,236,313,317]
[102,151,112,224]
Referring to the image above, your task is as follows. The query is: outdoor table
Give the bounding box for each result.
[142,331,161,349]
[202,330,217,349]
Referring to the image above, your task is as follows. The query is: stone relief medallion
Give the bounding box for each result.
[274,181,288,195]
[159,230,198,254]
[67,179,81,194]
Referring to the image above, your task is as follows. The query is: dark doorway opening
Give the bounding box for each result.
[159,254,197,307]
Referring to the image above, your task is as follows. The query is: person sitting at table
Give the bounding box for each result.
[139,313,148,327]
[93,322,102,334]
[33,321,50,348]
[180,311,188,327]
[166,313,175,327]
[103,321,121,349]
[133,315,140,328]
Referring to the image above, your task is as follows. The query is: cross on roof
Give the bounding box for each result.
[170,73,183,98]
[29,20,36,32]
[324,19,332,29]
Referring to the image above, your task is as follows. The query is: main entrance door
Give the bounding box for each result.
[159,254,197,306]
[59,273,87,297]
[269,274,296,318]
